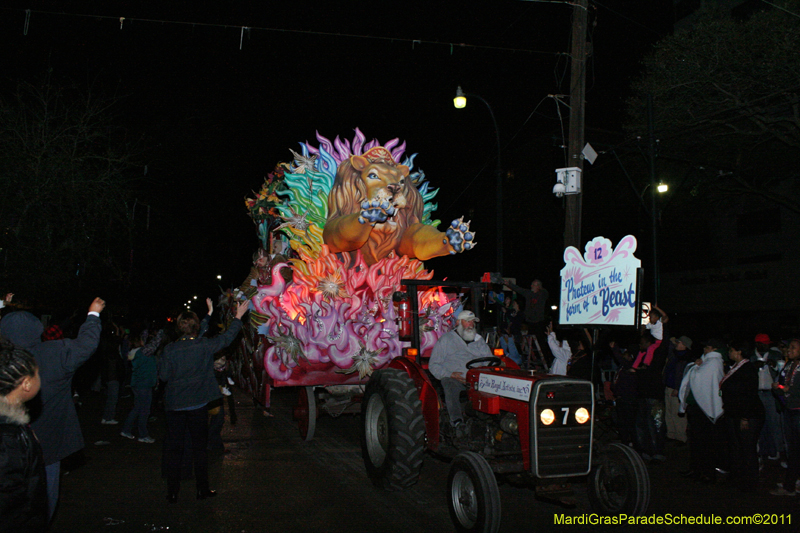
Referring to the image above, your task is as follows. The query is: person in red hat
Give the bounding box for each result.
[751,333,784,463]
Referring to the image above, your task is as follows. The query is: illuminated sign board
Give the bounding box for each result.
[558,235,642,327]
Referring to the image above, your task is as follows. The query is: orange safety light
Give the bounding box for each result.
[405,347,418,359]
[493,348,504,357]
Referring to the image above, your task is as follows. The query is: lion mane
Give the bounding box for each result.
[325,151,425,265]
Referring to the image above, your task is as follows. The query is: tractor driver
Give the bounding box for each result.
[429,310,493,433]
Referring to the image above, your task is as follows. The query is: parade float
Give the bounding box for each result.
[224,129,477,439]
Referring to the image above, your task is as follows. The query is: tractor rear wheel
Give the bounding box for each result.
[361,368,425,490]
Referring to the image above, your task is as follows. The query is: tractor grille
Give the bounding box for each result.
[531,378,593,478]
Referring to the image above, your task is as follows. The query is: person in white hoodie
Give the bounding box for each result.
[545,322,570,376]
[678,338,725,484]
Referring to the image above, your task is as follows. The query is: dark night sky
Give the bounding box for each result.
[0,1,674,317]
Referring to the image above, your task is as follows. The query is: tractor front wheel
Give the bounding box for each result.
[361,369,425,490]
[447,451,501,533]
[587,442,650,515]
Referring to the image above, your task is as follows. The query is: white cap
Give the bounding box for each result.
[457,310,479,322]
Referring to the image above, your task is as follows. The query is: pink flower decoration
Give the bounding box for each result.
[586,240,611,264]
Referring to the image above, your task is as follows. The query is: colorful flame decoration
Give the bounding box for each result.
[242,130,459,383]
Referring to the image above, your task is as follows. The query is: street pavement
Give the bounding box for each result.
[50,387,797,532]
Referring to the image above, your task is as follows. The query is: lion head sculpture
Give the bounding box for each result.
[324,146,425,265]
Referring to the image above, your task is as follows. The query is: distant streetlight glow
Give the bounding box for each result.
[657,182,668,193]
[216,275,222,280]
[453,86,466,109]
[193,295,198,300]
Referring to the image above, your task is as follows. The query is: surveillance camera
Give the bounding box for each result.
[552,182,566,197]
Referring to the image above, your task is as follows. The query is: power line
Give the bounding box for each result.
[3,7,564,56]
[590,0,663,36]
[519,0,589,10]
[760,0,800,18]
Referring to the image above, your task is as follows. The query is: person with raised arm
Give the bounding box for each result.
[159,299,248,504]
[0,296,105,521]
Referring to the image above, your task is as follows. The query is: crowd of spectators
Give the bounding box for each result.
[0,293,245,530]
[594,319,798,496]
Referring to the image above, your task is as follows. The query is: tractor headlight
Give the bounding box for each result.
[574,407,590,424]
[540,408,555,426]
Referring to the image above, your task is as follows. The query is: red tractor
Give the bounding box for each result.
[360,280,650,533]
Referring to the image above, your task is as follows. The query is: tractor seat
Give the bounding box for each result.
[423,369,446,402]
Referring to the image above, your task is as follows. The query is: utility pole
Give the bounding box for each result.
[564,0,588,250]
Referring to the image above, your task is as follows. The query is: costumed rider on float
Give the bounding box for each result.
[429,310,493,438]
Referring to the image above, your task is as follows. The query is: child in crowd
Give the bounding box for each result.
[635,304,669,368]
[214,356,232,397]
[644,305,666,341]
[120,332,157,443]
[0,341,48,531]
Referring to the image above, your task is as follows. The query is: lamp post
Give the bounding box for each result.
[647,94,662,303]
[614,146,668,304]
[454,86,503,275]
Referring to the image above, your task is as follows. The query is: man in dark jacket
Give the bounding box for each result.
[0,297,105,519]
[159,300,247,503]
[610,341,638,447]
[504,279,550,363]
[633,331,669,463]
[663,336,692,443]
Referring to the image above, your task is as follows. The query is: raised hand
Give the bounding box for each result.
[89,297,106,314]
[235,300,249,320]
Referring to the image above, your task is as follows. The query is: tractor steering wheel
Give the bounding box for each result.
[466,356,503,369]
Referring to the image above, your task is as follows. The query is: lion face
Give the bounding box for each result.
[325,149,425,265]
[350,155,411,217]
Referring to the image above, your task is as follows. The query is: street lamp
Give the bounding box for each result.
[453,86,503,274]
[453,87,467,109]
